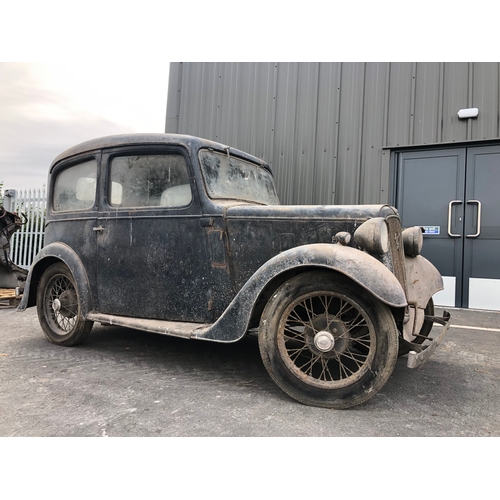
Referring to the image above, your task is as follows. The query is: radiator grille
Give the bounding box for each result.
[386,215,407,294]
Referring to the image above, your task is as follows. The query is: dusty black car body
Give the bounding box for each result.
[19,133,450,408]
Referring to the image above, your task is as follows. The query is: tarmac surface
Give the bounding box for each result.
[0,303,499,437]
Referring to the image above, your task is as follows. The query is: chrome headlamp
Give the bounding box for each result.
[353,218,389,255]
[402,226,424,257]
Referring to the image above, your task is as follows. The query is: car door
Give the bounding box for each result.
[48,155,100,305]
[95,146,213,322]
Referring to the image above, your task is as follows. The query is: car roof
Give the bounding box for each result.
[50,133,270,171]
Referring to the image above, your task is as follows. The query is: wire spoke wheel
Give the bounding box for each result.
[37,263,93,346]
[45,275,79,334]
[279,291,376,389]
[259,271,399,409]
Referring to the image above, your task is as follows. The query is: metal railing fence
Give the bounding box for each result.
[2,188,47,269]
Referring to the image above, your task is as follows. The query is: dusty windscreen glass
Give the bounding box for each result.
[199,150,279,205]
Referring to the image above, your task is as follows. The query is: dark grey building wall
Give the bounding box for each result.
[166,62,500,205]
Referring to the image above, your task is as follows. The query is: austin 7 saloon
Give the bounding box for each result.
[18,133,450,409]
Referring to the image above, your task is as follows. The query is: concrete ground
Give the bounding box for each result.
[0,303,499,437]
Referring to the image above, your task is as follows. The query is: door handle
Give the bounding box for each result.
[93,225,105,233]
[447,200,462,238]
[466,200,482,238]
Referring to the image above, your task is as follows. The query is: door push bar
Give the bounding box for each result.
[447,200,482,238]
[466,200,482,238]
[447,200,462,238]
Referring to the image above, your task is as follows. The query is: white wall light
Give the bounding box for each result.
[457,107,479,119]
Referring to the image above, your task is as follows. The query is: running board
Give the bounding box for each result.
[86,312,211,340]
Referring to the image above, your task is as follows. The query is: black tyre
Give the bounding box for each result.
[258,271,399,409]
[37,263,93,346]
[398,298,434,357]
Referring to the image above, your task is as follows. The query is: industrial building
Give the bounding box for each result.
[165,62,500,311]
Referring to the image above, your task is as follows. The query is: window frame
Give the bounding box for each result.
[102,146,195,212]
[198,148,279,206]
[50,155,99,214]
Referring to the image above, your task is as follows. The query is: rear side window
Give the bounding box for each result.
[53,159,97,212]
[109,154,191,208]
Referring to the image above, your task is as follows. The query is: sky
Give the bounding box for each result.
[0,62,170,191]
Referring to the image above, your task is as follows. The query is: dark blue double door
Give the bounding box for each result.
[395,145,500,310]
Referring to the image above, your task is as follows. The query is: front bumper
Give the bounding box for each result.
[407,311,451,369]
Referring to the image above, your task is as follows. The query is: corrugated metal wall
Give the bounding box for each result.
[166,62,500,205]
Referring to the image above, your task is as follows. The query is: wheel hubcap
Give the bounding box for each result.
[52,298,61,313]
[314,330,335,352]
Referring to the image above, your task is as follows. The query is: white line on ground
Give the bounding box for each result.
[451,325,500,333]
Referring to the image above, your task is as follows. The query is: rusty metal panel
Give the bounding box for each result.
[0,207,29,289]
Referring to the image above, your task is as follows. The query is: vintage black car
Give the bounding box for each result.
[18,133,450,409]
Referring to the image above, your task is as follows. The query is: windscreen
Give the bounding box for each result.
[199,150,279,205]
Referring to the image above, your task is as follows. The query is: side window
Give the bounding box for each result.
[53,159,97,212]
[109,154,192,208]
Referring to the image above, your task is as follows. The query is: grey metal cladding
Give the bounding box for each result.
[359,62,388,204]
[166,62,500,206]
[273,62,300,204]
[336,62,365,204]
[386,62,414,148]
[472,62,499,141]
[441,62,469,143]
[413,62,441,145]
[314,63,341,206]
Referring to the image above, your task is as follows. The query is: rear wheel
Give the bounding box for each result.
[258,271,399,409]
[37,263,93,346]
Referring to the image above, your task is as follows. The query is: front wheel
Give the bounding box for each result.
[258,271,399,409]
[37,263,93,346]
